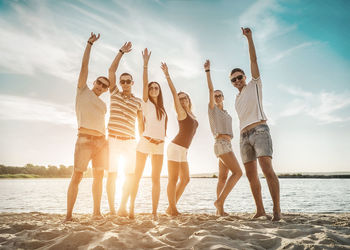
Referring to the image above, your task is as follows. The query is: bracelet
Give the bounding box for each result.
[87,41,93,45]
[166,75,170,78]
[205,69,210,72]
[119,49,124,54]
[143,66,148,69]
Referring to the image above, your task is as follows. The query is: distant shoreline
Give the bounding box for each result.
[1,174,350,179]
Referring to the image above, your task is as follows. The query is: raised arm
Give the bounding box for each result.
[142,48,151,102]
[160,62,186,120]
[204,60,215,109]
[108,42,132,93]
[242,27,260,79]
[77,32,100,89]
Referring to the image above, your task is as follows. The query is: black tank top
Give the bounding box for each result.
[172,113,198,149]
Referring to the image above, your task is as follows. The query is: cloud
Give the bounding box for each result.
[269,42,316,63]
[0,0,203,83]
[279,86,350,124]
[0,95,76,127]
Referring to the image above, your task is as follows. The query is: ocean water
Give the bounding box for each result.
[0,177,349,214]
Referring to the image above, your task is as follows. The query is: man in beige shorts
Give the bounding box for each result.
[65,33,110,222]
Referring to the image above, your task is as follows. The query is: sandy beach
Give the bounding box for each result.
[0,212,349,249]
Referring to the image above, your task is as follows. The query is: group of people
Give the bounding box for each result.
[65,27,281,222]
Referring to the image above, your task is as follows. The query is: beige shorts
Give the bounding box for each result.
[108,137,137,174]
[136,136,164,155]
[167,142,188,162]
[74,135,108,172]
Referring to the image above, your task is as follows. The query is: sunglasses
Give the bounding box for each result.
[179,96,188,101]
[149,86,159,91]
[120,79,132,85]
[96,80,109,89]
[214,94,223,98]
[230,74,244,83]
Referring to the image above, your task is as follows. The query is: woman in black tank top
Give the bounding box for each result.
[161,62,198,216]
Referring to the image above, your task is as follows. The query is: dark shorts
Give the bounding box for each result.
[240,124,273,164]
[74,134,108,172]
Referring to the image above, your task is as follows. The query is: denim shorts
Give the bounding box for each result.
[74,134,108,172]
[240,124,273,164]
[214,138,233,157]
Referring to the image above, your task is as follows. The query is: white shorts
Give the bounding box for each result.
[167,142,188,162]
[136,136,164,155]
[108,137,137,174]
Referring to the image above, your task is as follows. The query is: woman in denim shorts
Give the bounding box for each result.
[204,60,242,216]
[128,48,168,220]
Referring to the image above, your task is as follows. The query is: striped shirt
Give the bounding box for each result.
[108,88,142,138]
[208,104,233,139]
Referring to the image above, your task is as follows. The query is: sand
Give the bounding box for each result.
[0,212,349,249]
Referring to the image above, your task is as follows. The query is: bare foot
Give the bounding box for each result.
[117,209,128,217]
[214,200,224,216]
[272,212,282,221]
[63,216,77,223]
[252,212,272,220]
[92,214,104,220]
[152,213,158,221]
[129,207,135,219]
[216,209,229,216]
[166,207,180,216]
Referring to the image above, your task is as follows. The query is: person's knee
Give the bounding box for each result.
[71,172,83,185]
[181,176,190,185]
[218,174,228,183]
[236,169,243,179]
[152,178,160,186]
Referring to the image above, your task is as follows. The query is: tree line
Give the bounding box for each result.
[0,164,93,178]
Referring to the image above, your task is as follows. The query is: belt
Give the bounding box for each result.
[109,135,135,140]
[144,136,164,145]
[78,133,105,139]
[241,124,268,137]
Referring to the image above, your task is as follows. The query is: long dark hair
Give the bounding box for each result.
[148,81,168,133]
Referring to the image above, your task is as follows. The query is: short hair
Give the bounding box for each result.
[120,72,133,80]
[97,76,110,86]
[230,68,245,76]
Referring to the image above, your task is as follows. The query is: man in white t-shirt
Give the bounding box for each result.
[231,28,281,221]
[65,33,110,222]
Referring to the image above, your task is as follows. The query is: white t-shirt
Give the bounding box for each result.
[75,85,107,135]
[141,99,166,140]
[235,77,267,131]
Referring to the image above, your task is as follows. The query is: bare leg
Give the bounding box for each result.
[216,160,228,215]
[92,169,104,218]
[175,162,190,204]
[106,172,117,215]
[129,151,148,219]
[65,171,83,221]
[167,161,181,216]
[214,152,242,216]
[258,156,281,221]
[244,160,268,219]
[151,154,163,219]
[117,174,133,217]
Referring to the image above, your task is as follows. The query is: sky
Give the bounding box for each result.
[0,0,350,176]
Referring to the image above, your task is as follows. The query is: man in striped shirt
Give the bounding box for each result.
[107,42,143,216]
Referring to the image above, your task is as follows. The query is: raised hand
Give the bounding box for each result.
[120,42,132,53]
[204,60,210,71]
[241,27,252,39]
[160,62,169,76]
[142,48,151,65]
[88,32,100,44]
